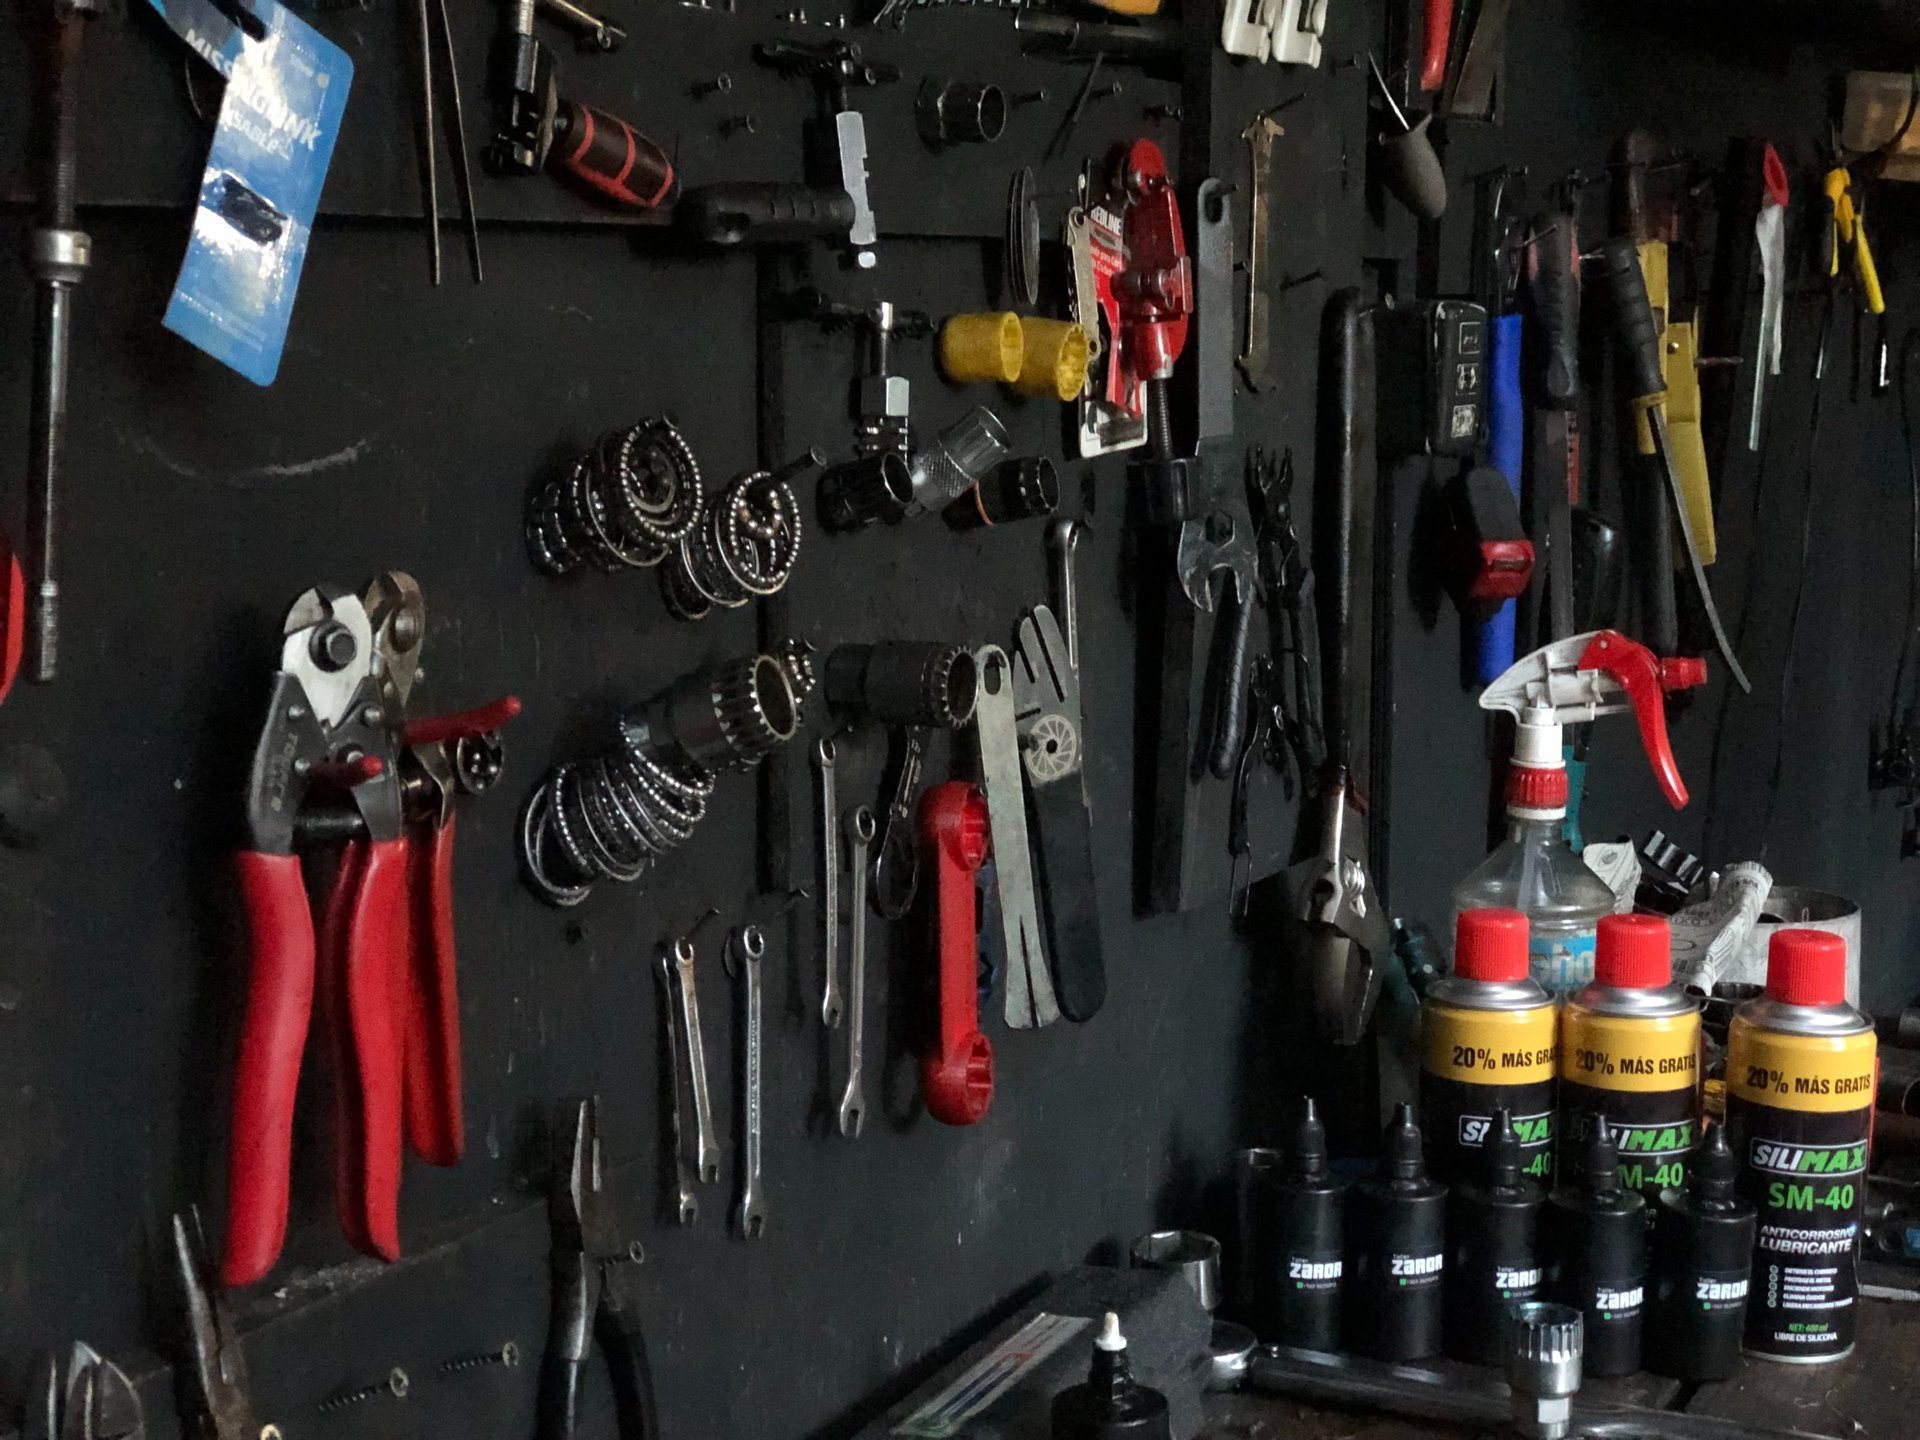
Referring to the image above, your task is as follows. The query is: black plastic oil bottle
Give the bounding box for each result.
[1646,1122,1756,1380]
[1444,1108,1544,1365]
[1559,913,1701,1204]
[1726,929,1876,1363]
[1051,1312,1172,1440]
[1344,1103,1446,1361]
[1423,908,1559,1186]
[1236,1098,1343,1349]
[1545,1128,1646,1376]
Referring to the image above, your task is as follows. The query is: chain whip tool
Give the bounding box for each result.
[839,806,876,1136]
[655,952,698,1224]
[814,738,843,1027]
[973,644,1058,1028]
[662,447,823,620]
[727,925,767,1238]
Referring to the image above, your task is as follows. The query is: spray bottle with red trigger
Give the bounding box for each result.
[1450,631,1705,992]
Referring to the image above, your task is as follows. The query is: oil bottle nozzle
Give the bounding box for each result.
[1579,1130,1623,1194]
[1382,1102,1426,1183]
[1485,1107,1523,1189]
[1291,1097,1330,1182]
[1691,1123,1740,1208]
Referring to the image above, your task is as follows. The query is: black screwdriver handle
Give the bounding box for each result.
[551,98,676,209]
[1527,212,1581,409]
[1591,237,1666,408]
[674,183,855,247]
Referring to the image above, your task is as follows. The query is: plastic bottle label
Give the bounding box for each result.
[1530,928,1597,991]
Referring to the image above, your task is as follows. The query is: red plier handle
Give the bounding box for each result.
[223,851,318,1287]
[403,814,463,1166]
[1421,0,1454,91]
[319,834,411,1265]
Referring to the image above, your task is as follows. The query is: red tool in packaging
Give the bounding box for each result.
[917,781,994,1126]
[1110,138,1192,422]
[223,574,517,1286]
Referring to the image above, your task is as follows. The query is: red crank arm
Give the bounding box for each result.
[917,782,994,1127]
[222,851,317,1287]
[319,835,410,1263]
[403,815,464,1166]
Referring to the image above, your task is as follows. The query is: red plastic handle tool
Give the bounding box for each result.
[555,100,676,210]
[223,850,318,1287]
[318,835,410,1263]
[0,536,22,707]
[917,782,994,1127]
[1577,631,1705,810]
[399,694,522,750]
[402,815,464,1167]
[1421,0,1453,91]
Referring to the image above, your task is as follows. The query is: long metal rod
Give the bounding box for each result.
[431,0,483,281]
[27,7,93,683]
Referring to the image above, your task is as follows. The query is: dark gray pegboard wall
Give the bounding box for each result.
[4,0,1920,1436]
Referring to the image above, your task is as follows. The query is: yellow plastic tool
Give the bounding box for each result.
[1631,242,1717,566]
[940,312,1023,385]
[1826,166,1886,315]
[1013,319,1090,402]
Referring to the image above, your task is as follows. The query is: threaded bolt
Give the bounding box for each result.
[439,1342,520,1374]
[719,114,757,138]
[315,1368,409,1415]
[690,73,732,98]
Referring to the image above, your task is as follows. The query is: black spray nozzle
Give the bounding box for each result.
[1380,1102,1427,1183]
[1483,1107,1522,1189]
[1291,1097,1329,1182]
[1691,1122,1739,1206]
[1580,1128,1623,1194]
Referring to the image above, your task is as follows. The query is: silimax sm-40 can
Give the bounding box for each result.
[1726,930,1876,1362]
[1421,909,1558,1185]
[1558,914,1700,1202]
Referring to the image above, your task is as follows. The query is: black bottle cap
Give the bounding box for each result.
[1380,1102,1426,1182]
[1483,1107,1522,1188]
[1580,1129,1623,1194]
[1291,1098,1329,1182]
[1690,1123,1739,1207]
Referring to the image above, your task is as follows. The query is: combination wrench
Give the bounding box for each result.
[672,935,721,1183]
[655,951,698,1224]
[729,924,767,1239]
[814,738,842,1028]
[839,806,876,1137]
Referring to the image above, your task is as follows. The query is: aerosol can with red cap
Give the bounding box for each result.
[1558,913,1701,1205]
[1450,631,1706,991]
[1726,930,1876,1363]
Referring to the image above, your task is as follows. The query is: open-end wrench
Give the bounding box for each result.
[838,806,876,1137]
[814,738,842,1028]
[673,936,721,1183]
[1238,114,1284,391]
[655,952,698,1225]
[729,925,767,1239]
[1046,518,1083,674]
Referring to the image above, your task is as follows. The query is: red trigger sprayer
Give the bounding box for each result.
[1450,631,1705,992]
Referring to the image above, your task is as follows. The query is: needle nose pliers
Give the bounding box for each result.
[223,574,517,1287]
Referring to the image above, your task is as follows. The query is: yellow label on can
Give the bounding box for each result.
[1422,1003,1558,1085]
[1726,1019,1877,1114]
[1559,1007,1700,1093]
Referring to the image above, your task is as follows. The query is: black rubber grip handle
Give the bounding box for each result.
[1591,237,1666,406]
[551,99,675,209]
[1028,777,1105,1023]
[1207,586,1254,780]
[674,183,855,247]
[1527,213,1581,409]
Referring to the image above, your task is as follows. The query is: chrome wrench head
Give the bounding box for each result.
[838,805,876,1137]
[814,737,843,1029]
[731,924,767,1240]
[1045,518,1083,674]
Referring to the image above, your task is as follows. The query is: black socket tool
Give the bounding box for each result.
[1237,1098,1344,1349]
[1444,1108,1544,1366]
[1545,1129,1646,1378]
[1344,1103,1446,1361]
[943,456,1060,531]
[1645,1123,1755,1381]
